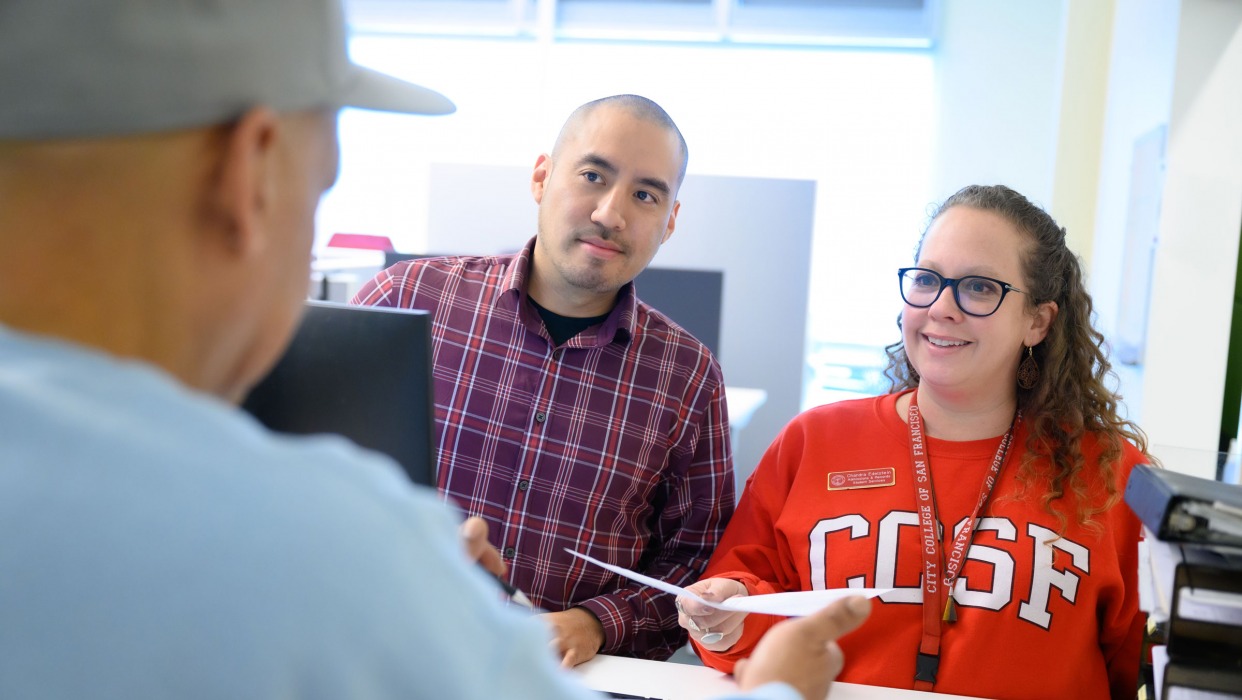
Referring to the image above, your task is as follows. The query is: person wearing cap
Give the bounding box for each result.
[352,94,733,667]
[0,1,871,699]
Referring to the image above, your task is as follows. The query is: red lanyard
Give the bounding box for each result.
[907,391,1016,691]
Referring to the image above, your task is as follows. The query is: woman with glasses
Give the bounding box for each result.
[677,184,1150,699]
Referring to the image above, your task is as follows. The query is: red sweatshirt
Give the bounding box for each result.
[695,392,1144,700]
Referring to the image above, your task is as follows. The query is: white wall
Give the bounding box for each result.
[1089,0,1183,435]
[930,0,1065,206]
[934,0,1242,475]
[1139,0,1242,476]
[1091,0,1242,478]
[1050,0,1115,261]
[1090,0,1181,347]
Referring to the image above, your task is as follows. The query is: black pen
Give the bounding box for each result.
[492,573,537,611]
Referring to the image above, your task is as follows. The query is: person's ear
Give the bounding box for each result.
[210,106,281,258]
[530,153,552,205]
[1025,300,1058,346]
[660,200,680,245]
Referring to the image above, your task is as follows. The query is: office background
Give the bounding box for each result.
[315,0,1242,481]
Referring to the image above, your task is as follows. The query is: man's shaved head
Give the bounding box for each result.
[552,94,689,189]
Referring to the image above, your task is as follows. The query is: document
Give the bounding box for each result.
[567,549,891,617]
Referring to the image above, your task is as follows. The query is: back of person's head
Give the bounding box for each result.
[0,0,453,141]
[0,0,453,402]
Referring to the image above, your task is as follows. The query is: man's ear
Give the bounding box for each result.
[210,107,281,257]
[530,153,552,205]
[660,200,680,245]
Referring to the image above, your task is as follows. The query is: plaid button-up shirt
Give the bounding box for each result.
[352,238,734,659]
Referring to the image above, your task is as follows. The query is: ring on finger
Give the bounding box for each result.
[676,601,704,632]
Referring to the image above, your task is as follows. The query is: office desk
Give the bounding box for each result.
[724,387,767,478]
[576,655,984,700]
[724,387,767,434]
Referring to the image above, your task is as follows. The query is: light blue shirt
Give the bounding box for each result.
[0,327,796,700]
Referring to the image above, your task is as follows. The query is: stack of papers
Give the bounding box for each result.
[1127,463,1242,699]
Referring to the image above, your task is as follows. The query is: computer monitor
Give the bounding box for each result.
[630,266,723,358]
[382,253,724,357]
[241,300,437,487]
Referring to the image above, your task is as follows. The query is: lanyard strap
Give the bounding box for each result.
[907,392,1015,690]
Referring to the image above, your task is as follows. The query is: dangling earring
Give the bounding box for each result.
[1017,346,1040,390]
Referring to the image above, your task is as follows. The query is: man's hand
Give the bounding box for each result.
[676,578,749,652]
[734,596,871,700]
[458,516,506,578]
[541,607,605,668]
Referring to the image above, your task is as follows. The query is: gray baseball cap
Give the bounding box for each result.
[0,0,455,140]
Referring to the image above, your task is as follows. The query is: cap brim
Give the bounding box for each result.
[341,66,455,116]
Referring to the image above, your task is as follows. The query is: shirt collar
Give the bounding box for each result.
[503,237,635,347]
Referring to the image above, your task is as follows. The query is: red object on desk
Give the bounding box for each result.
[327,233,395,251]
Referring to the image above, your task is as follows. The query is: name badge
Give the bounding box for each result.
[827,467,896,490]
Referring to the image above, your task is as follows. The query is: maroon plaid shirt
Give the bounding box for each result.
[351,239,735,660]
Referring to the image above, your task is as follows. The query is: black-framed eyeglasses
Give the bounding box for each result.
[897,267,1028,318]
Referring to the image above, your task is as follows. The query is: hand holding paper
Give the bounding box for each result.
[677,577,750,651]
[566,549,890,616]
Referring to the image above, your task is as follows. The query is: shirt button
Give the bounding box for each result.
[503,547,516,559]
[518,479,530,492]
[534,411,547,423]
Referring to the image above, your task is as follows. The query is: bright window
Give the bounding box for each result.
[320,15,933,410]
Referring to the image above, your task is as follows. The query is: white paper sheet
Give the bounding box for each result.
[567,549,891,617]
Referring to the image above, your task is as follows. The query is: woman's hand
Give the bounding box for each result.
[675,577,750,651]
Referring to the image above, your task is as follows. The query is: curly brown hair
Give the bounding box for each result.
[883,184,1150,531]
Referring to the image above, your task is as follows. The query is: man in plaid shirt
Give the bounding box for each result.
[353,94,735,665]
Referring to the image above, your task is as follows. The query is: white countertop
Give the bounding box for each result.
[575,654,986,700]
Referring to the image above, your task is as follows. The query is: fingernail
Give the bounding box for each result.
[847,596,871,615]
